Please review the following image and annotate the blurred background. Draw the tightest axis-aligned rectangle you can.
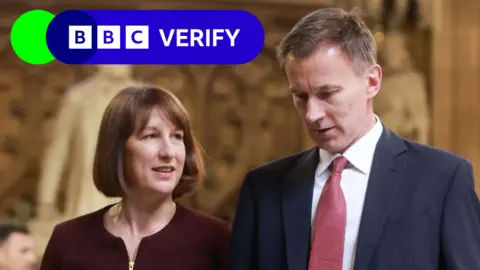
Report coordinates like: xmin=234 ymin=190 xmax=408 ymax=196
xmin=0 ymin=0 xmax=478 ymax=266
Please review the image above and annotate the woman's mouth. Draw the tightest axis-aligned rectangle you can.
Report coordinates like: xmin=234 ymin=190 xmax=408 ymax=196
xmin=152 ymin=165 xmax=175 ymax=179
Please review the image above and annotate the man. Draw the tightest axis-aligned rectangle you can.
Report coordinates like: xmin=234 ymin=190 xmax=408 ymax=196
xmin=229 ymin=7 xmax=480 ymax=270
xmin=0 ymin=223 xmax=37 ymax=270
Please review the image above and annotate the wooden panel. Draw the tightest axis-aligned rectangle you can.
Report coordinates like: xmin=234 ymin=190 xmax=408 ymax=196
xmin=432 ymin=0 xmax=480 ymax=191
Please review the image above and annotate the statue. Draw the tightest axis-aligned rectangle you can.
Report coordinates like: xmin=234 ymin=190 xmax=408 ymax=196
xmin=372 ymin=0 xmax=430 ymax=144
xmin=374 ymin=31 xmax=430 ymax=144
xmin=30 ymin=65 xmax=138 ymax=256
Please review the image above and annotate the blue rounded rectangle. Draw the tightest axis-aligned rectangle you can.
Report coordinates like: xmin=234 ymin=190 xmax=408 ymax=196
xmin=46 ymin=10 xmax=265 ymax=65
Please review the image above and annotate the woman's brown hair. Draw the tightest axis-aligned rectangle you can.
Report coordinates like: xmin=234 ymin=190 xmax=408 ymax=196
xmin=92 ymin=84 xmax=204 ymax=199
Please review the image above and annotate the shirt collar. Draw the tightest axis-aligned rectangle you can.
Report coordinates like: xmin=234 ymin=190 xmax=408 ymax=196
xmin=317 ymin=115 xmax=383 ymax=176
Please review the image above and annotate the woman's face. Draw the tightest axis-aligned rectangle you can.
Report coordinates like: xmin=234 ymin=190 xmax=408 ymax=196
xmin=124 ymin=108 xmax=186 ymax=197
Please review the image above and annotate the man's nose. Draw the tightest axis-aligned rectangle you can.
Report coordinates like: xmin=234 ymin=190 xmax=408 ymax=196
xmin=305 ymin=99 xmax=326 ymax=123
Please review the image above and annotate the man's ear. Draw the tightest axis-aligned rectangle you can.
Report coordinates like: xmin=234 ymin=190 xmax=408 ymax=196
xmin=366 ymin=64 xmax=382 ymax=98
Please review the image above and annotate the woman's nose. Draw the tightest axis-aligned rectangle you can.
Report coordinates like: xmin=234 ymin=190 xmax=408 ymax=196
xmin=158 ymin=139 xmax=175 ymax=159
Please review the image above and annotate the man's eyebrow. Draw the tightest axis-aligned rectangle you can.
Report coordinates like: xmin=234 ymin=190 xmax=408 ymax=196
xmin=314 ymin=84 xmax=342 ymax=91
xmin=289 ymin=84 xmax=342 ymax=93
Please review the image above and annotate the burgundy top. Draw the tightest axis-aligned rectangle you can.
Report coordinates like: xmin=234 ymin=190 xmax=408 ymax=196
xmin=39 ymin=204 xmax=231 ymax=270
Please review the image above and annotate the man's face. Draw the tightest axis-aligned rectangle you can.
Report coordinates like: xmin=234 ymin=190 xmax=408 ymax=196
xmin=285 ymin=44 xmax=381 ymax=153
xmin=0 ymin=233 xmax=37 ymax=270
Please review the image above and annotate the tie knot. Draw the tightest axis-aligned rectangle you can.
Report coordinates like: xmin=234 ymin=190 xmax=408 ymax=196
xmin=332 ymin=156 xmax=348 ymax=173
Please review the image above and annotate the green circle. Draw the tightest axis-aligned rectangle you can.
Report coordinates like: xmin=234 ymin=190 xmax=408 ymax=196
xmin=11 ymin=10 xmax=56 ymax=65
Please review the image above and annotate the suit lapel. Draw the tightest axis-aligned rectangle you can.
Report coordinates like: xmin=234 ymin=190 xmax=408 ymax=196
xmin=354 ymin=128 xmax=408 ymax=270
xmin=282 ymin=148 xmax=318 ymax=270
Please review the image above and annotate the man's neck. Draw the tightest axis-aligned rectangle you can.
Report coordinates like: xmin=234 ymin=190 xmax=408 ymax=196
xmin=338 ymin=114 xmax=377 ymax=154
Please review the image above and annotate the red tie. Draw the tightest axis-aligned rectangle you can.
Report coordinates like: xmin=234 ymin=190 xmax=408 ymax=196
xmin=309 ymin=156 xmax=349 ymax=270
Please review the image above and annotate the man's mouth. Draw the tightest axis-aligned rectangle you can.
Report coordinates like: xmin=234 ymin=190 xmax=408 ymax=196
xmin=315 ymin=127 xmax=334 ymax=133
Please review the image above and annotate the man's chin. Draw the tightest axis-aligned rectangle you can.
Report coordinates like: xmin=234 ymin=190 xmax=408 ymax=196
xmin=318 ymin=144 xmax=339 ymax=153
xmin=315 ymin=138 xmax=344 ymax=153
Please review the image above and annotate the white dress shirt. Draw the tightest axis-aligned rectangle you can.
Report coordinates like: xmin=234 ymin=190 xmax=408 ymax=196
xmin=311 ymin=116 xmax=383 ymax=270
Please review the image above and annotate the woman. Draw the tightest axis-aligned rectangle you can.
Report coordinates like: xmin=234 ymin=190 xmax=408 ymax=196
xmin=39 ymin=85 xmax=230 ymax=270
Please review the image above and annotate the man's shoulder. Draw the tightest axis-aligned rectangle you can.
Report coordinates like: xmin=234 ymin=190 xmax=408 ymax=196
xmin=403 ymin=138 xmax=470 ymax=166
xmin=246 ymin=148 xmax=316 ymax=180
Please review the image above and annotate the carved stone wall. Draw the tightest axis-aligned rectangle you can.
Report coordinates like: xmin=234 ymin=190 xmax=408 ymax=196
xmin=0 ymin=1 xmax=322 ymax=221
xmin=372 ymin=0 xmax=432 ymax=145
xmin=0 ymin=51 xmax=94 ymax=221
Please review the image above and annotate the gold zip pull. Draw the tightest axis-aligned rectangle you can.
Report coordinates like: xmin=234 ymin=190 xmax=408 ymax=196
xmin=129 ymin=261 xmax=134 ymax=270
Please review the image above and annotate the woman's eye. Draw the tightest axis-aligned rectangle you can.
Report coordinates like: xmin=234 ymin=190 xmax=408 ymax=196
xmin=174 ymin=133 xmax=184 ymax=140
xmin=143 ymin=134 xmax=156 ymax=139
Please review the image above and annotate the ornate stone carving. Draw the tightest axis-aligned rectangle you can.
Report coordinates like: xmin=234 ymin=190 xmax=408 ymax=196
xmin=0 ymin=51 xmax=93 ymax=219
xmin=133 ymin=65 xmax=198 ymax=116
xmin=372 ymin=0 xmax=431 ymax=144
xmin=186 ymin=49 xmax=302 ymax=220
xmin=375 ymin=31 xmax=430 ymax=144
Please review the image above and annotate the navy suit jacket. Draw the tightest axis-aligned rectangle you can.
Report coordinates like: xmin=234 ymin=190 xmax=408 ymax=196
xmin=229 ymin=128 xmax=480 ymax=270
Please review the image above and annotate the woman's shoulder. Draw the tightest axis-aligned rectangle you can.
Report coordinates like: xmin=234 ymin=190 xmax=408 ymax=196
xmin=52 ymin=204 xmax=112 ymax=237
xmin=176 ymin=204 xmax=231 ymax=234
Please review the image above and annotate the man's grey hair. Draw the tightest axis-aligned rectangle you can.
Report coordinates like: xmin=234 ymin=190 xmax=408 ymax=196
xmin=276 ymin=7 xmax=377 ymax=75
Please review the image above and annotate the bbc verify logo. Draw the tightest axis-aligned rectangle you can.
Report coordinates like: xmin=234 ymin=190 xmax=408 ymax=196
xmin=40 ymin=10 xmax=264 ymax=65
xmin=68 ymin=25 xmax=149 ymax=49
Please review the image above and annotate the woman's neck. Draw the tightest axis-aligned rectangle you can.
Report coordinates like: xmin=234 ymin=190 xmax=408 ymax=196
xmin=114 ymin=195 xmax=176 ymax=237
